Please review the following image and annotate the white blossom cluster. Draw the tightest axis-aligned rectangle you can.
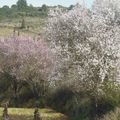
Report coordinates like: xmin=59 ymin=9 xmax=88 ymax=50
xmin=45 ymin=0 xmax=120 ymax=92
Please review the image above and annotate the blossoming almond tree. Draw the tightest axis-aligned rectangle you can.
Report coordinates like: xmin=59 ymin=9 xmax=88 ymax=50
xmin=45 ymin=0 xmax=120 ymax=95
xmin=0 ymin=36 xmax=53 ymax=98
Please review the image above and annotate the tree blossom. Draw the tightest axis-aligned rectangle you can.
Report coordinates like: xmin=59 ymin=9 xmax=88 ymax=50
xmin=0 ymin=36 xmax=54 ymax=97
xmin=45 ymin=1 xmax=120 ymax=94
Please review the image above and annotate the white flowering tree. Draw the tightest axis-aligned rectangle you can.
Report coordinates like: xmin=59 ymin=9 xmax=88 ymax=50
xmin=0 ymin=36 xmax=53 ymax=98
xmin=45 ymin=1 xmax=120 ymax=95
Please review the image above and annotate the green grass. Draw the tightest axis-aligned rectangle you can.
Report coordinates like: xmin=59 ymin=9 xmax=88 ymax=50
xmin=0 ymin=108 xmax=69 ymax=120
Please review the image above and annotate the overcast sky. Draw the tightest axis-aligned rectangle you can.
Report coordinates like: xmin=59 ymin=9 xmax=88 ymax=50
xmin=0 ymin=0 xmax=94 ymax=7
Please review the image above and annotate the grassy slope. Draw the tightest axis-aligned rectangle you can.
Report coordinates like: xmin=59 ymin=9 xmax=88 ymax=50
xmin=0 ymin=17 xmax=45 ymax=37
xmin=0 ymin=108 xmax=69 ymax=120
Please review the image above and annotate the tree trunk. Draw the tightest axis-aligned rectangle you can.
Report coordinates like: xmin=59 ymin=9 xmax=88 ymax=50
xmin=34 ymin=108 xmax=42 ymax=120
xmin=2 ymin=103 xmax=9 ymax=120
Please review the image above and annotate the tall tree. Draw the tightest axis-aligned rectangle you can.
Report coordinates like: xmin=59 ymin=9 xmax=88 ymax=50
xmin=41 ymin=4 xmax=48 ymax=12
xmin=17 ymin=0 xmax=27 ymax=11
xmin=45 ymin=2 xmax=120 ymax=118
xmin=45 ymin=2 xmax=120 ymax=95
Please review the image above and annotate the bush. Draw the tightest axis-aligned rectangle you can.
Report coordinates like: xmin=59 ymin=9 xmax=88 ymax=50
xmin=0 ymin=73 xmax=11 ymax=92
xmin=48 ymin=85 xmax=119 ymax=119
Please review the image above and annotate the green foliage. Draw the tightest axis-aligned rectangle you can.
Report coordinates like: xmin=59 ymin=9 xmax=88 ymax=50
xmin=102 ymin=81 xmax=120 ymax=107
xmin=17 ymin=0 xmax=28 ymax=11
xmin=0 ymin=6 xmax=12 ymax=18
xmin=0 ymin=73 xmax=11 ymax=92
xmin=0 ymin=0 xmax=49 ymax=19
xmin=48 ymin=83 xmax=120 ymax=120
xmin=0 ymin=81 xmax=117 ymax=119
xmin=11 ymin=4 xmax=17 ymax=10
xmin=41 ymin=4 xmax=48 ymax=12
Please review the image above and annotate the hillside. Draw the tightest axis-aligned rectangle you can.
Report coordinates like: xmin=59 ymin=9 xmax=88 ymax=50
xmin=0 ymin=16 xmax=46 ymax=37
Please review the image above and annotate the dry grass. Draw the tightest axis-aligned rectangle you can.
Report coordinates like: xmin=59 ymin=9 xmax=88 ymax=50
xmin=0 ymin=27 xmax=13 ymax=37
xmin=0 ymin=17 xmax=45 ymax=37
xmin=0 ymin=108 xmax=69 ymax=120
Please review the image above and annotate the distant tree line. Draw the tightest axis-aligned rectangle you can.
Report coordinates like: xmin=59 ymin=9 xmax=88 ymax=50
xmin=0 ymin=0 xmax=49 ymax=19
xmin=0 ymin=0 xmax=73 ymax=20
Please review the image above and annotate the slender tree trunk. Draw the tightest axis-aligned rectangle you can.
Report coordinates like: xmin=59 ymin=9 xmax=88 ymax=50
xmin=2 ymin=103 xmax=9 ymax=120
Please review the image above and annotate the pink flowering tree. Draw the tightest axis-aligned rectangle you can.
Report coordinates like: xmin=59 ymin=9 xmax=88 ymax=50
xmin=0 ymin=36 xmax=53 ymax=98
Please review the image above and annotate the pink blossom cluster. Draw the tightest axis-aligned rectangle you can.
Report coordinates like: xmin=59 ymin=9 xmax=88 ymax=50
xmin=0 ymin=36 xmax=54 ymax=85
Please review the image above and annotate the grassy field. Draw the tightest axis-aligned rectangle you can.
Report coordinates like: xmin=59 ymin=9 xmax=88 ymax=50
xmin=0 ymin=17 xmax=46 ymax=37
xmin=0 ymin=27 xmax=13 ymax=37
xmin=0 ymin=108 xmax=69 ymax=120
